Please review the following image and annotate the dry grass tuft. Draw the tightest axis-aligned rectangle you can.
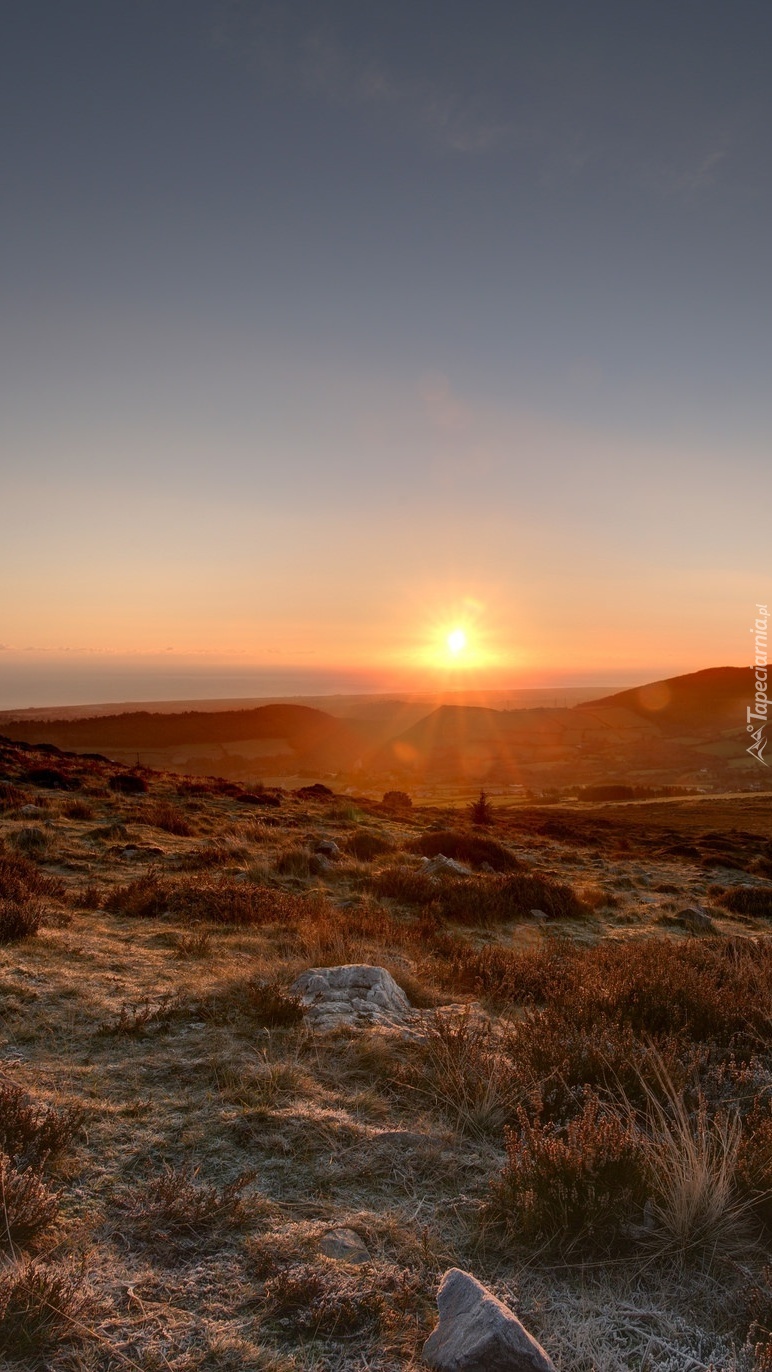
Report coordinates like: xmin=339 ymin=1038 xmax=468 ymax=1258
xmin=0 ymin=897 xmax=43 ymax=943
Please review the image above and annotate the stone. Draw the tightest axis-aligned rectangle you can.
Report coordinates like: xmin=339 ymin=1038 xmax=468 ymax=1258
xmin=423 ymin=1268 xmax=557 ymax=1372
xmin=314 ymin=839 xmax=342 ymax=858
xmin=290 ymin=964 xmax=414 ymax=1029
xmin=529 ymin=909 xmax=548 ymax=922
xmin=319 ymin=1227 xmax=370 ymax=1264
xmin=421 ymin=854 xmax=472 ymax=878
xmin=676 ymin=906 xmax=715 ymax=933
xmin=309 ymin=854 xmax=332 ymax=875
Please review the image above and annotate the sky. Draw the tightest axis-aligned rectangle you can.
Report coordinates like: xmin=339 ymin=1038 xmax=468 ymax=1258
xmin=2 ymin=0 xmax=771 ymax=707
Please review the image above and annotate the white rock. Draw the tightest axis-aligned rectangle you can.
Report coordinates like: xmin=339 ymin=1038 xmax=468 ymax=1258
xmin=423 ymin=1268 xmax=557 ymax=1372
xmin=421 ymin=855 xmax=473 ymax=877
xmin=290 ymin=964 xmax=414 ymax=1029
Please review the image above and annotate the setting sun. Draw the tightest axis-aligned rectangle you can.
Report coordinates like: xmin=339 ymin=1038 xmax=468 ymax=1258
xmin=447 ymin=627 xmax=467 ymax=655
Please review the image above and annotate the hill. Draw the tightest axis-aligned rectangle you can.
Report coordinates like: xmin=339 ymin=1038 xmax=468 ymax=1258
xmin=376 ymin=666 xmax=762 ymax=790
xmin=0 ymin=704 xmax=370 ymax=781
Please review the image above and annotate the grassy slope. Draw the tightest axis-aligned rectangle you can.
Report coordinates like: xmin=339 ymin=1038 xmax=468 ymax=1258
xmin=0 ymin=744 xmax=772 ymax=1368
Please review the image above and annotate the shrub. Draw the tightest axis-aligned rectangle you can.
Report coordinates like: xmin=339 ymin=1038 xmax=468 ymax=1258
xmin=345 ymin=830 xmax=395 ymax=861
xmin=416 ymin=1012 xmax=522 ymax=1137
xmin=61 ymin=798 xmax=93 ymax=820
xmin=715 ymin=887 xmax=772 ymax=918
xmin=24 ymin=768 xmax=80 ymax=791
xmin=0 ymin=1082 xmax=82 ymax=1164
xmin=241 ymin=980 xmax=305 ymax=1027
xmin=117 ymin=1166 xmax=257 ymax=1256
xmin=0 ymin=850 xmax=62 ymax=903
xmin=0 ymin=899 xmax=42 ymax=943
xmin=182 ymin=839 xmax=249 ymax=868
xmin=200 ymin=978 xmax=304 ymax=1029
xmin=436 ymin=936 xmax=772 ymax=1048
xmin=71 ymin=883 xmax=103 ymax=910
xmin=490 ymin=1092 xmax=649 ymax=1253
xmin=276 ymin=845 xmax=312 ymax=878
xmin=9 ymin=826 xmax=49 ymax=858
xmin=262 ymin=1262 xmax=420 ymax=1336
xmin=101 ymin=993 xmax=186 ymax=1035
xmin=172 ymin=930 xmax=212 ymax=958
xmin=168 ymin=878 xmax=308 ymax=927
xmin=103 ymin=873 xmax=169 ymax=919
xmin=738 ymin=1100 xmax=772 ymax=1229
xmin=144 ymin=801 xmax=192 ymax=836
xmin=108 ymin=773 xmax=148 ymax=795
xmin=382 ymin=790 xmax=412 ymax=810
xmin=435 ymin=872 xmax=590 ymax=925
xmin=0 ymin=1260 xmax=92 ymax=1358
xmin=371 ymin=864 xmax=437 ymax=906
xmin=0 ymin=783 xmax=26 ymax=812
xmin=0 ymin=1153 xmax=60 ymax=1248
xmin=238 ymin=790 xmax=281 ymax=808
xmin=412 ymin=830 xmax=520 ymax=872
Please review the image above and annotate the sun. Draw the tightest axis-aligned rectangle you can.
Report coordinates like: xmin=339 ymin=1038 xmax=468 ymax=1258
xmin=447 ymin=627 xmax=467 ymax=656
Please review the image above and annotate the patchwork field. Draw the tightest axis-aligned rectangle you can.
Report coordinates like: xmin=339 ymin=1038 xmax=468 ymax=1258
xmin=2 ymin=738 xmax=772 ymax=1369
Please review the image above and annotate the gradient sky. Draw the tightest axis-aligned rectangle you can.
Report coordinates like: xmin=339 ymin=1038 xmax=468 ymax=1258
xmin=2 ymin=0 xmax=770 ymax=706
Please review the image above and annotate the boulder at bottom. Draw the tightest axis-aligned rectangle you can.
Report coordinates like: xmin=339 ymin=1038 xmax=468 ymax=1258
xmin=422 ymin=1268 xmax=557 ymax=1372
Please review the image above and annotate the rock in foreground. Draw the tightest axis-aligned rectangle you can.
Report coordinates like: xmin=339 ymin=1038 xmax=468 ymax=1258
xmin=423 ymin=1268 xmax=557 ymax=1372
xmin=290 ymin=964 xmax=414 ymax=1030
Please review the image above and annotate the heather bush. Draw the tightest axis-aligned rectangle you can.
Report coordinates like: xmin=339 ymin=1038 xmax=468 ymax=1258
xmin=25 ymin=768 xmax=80 ymax=791
xmin=345 ymin=829 xmax=395 ymax=861
xmin=168 ymin=877 xmax=312 ymax=927
xmin=200 ymin=978 xmax=304 ymax=1029
xmin=0 ymin=899 xmax=43 ymax=943
xmin=436 ymin=936 xmax=772 ymax=1048
xmin=0 ymin=1082 xmax=82 ymax=1164
xmin=434 ymin=872 xmax=590 ymax=925
xmin=61 ymin=797 xmax=94 ymax=820
xmin=9 ymin=825 xmax=49 ymax=858
xmin=109 ymin=773 xmax=148 ymax=795
xmin=0 ymin=1260 xmax=92 ymax=1358
xmin=715 ymin=886 xmax=772 ymax=918
xmin=262 ymin=1262 xmax=422 ymax=1337
xmin=490 ymin=1091 xmax=649 ymax=1253
xmin=413 ymin=829 xmax=520 ymax=872
xmin=371 ymin=863 xmax=437 ymax=905
xmin=144 ymin=801 xmax=192 ymax=836
xmin=0 ymin=783 xmax=26 ymax=812
xmin=117 ymin=1166 xmax=257 ymax=1257
xmin=181 ymin=838 xmax=249 ymax=868
xmin=275 ymin=844 xmax=312 ymax=878
xmin=103 ymin=872 xmax=169 ymax=919
xmin=0 ymin=1153 xmax=60 ymax=1248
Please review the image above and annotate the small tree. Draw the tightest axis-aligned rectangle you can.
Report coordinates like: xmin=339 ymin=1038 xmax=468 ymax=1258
xmin=469 ymin=789 xmax=495 ymax=827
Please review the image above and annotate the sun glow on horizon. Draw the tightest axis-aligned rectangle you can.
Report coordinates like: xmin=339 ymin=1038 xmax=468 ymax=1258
xmin=447 ymin=627 xmax=467 ymax=656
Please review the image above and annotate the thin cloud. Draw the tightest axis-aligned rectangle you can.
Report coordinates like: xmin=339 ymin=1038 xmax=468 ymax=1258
xmin=213 ymin=5 xmax=513 ymax=153
xmin=653 ymin=130 xmax=733 ymax=201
